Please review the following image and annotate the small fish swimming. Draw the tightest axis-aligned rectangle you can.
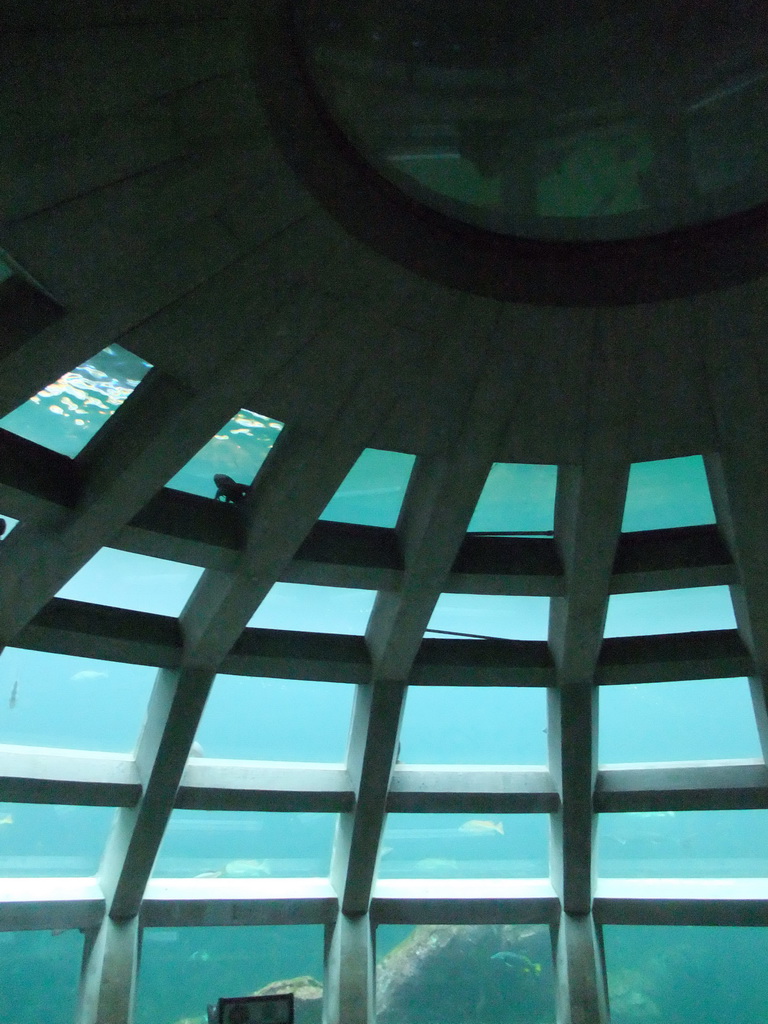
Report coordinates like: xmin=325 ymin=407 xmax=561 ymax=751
xmin=8 ymin=681 xmax=17 ymax=710
xmin=189 ymin=950 xmax=211 ymax=962
xmin=220 ymin=859 xmax=271 ymax=878
xmin=194 ymin=870 xmax=223 ymax=879
xmin=491 ymin=951 xmax=542 ymax=975
xmin=0 ymin=815 xmax=13 ymax=826
xmin=213 ymin=474 xmax=250 ymax=503
xmin=458 ymin=819 xmax=504 ymax=836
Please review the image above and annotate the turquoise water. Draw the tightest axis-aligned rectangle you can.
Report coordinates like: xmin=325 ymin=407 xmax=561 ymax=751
xmin=0 ymin=361 xmax=766 ymax=1022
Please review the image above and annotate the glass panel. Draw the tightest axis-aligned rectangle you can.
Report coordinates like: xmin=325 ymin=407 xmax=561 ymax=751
xmin=166 ymin=408 xmax=283 ymax=499
xmin=604 ymin=924 xmax=768 ymax=1024
xmin=137 ymin=925 xmax=324 ymax=1024
xmin=153 ymin=811 xmax=336 ymax=878
xmin=0 ymin=929 xmax=84 ymax=1024
xmin=622 ymin=455 xmax=716 ymax=531
xmin=0 ymin=648 xmax=155 ymax=752
xmin=248 ymin=583 xmax=377 ymax=635
xmin=56 ymin=548 xmax=204 ymax=616
xmin=0 ymin=259 xmax=12 ymax=284
xmin=319 ymin=447 xmax=415 ymax=527
xmin=598 ymin=808 xmax=768 ymax=877
xmin=0 ymin=803 xmax=114 ymax=876
xmin=599 ymin=677 xmax=761 ymax=763
xmin=0 ymin=514 xmax=18 ymax=540
xmin=400 ymin=686 xmax=547 ymax=764
xmin=0 ymin=343 xmax=152 ymax=457
xmin=379 ymin=813 xmax=548 ymax=878
xmin=426 ymin=593 xmax=550 ymax=641
xmin=603 ymin=585 xmax=736 ymax=637
xmin=194 ymin=674 xmax=354 ymax=762
xmin=376 ymin=924 xmax=554 ymax=1024
xmin=468 ymin=463 xmax=557 ymax=534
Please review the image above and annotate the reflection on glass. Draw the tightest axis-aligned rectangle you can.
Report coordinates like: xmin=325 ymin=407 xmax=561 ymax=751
xmin=400 ymin=686 xmax=547 ymax=764
xmin=0 ymin=803 xmax=114 ymax=876
xmin=426 ymin=593 xmax=550 ymax=641
xmin=0 ymin=343 xmax=152 ymax=457
xmin=194 ymin=675 xmax=354 ymax=762
xmin=604 ymin=585 xmax=735 ymax=638
xmin=469 ymin=463 xmax=557 ymax=534
xmin=56 ymin=548 xmax=204 ymax=616
xmin=598 ymin=809 xmax=768 ymax=877
xmin=599 ymin=678 xmax=761 ymax=764
xmin=137 ymin=926 xmax=324 ymax=1024
xmin=0 ymin=930 xmax=84 ymax=1024
xmin=248 ymin=583 xmax=377 ymax=635
xmin=376 ymin=924 xmax=554 ymax=1024
xmin=166 ymin=408 xmax=283 ymax=499
xmin=153 ymin=811 xmax=336 ymax=878
xmin=320 ymin=447 xmax=415 ymax=527
xmin=0 ymin=648 xmax=155 ymax=752
xmin=380 ymin=813 xmax=548 ymax=878
xmin=622 ymin=455 xmax=716 ymax=531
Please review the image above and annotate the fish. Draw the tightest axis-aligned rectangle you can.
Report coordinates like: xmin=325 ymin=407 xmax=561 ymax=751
xmin=491 ymin=951 xmax=542 ymax=975
xmin=189 ymin=950 xmax=211 ymax=962
xmin=0 ymin=815 xmax=13 ymax=826
xmin=458 ymin=819 xmax=504 ymax=836
xmin=8 ymin=681 xmax=17 ymax=710
xmin=194 ymin=870 xmax=223 ymax=879
xmin=70 ymin=670 xmax=108 ymax=681
xmin=220 ymin=859 xmax=271 ymax=878
xmin=213 ymin=474 xmax=250 ymax=503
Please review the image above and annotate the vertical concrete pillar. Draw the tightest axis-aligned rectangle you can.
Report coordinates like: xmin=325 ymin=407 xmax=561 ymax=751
xmin=554 ymin=913 xmax=609 ymax=1024
xmin=77 ymin=915 xmax=139 ymax=1024
xmin=323 ymin=912 xmax=374 ymax=1024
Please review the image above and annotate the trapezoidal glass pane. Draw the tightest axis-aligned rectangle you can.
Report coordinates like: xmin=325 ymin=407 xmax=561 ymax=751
xmin=0 ymin=514 xmax=18 ymax=540
xmin=248 ymin=582 xmax=377 ymax=635
xmin=598 ymin=808 xmax=768 ymax=878
xmin=376 ymin=924 xmax=555 ymax=1024
xmin=137 ymin=925 xmax=324 ymax=1024
xmin=56 ymin=548 xmax=204 ymax=616
xmin=468 ymin=463 xmax=557 ymax=535
xmin=599 ymin=677 xmax=761 ymax=764
xmin=0 ymin=929 xmax=84 ymax=1024
xmin=0 ymin=648 xmax=155 ymax=752
xmin=153 ymin=811 xmax=335 ymax=879
xmin=603 ymin=924 xmax=768 ymax=1024
xmin=399 ymin=686 xmax=547 ymax=765
xmin=0 ymin=343 xmax=152 ymax=457
xmin=426 ymin=593 xmax=550 ymax=640
xmin=194 ymin=674 xmax=354 ymax=762
xmin=0 ymin=803 xmax=114 ymax=876
xmin=622 ymin=455 xmax=716 ymax=532
xmin=166 ymin=408 xmax=283 ymax=499
xmin=603 ymin=585 xmax=736 ymax=637
xmin=319 ymin=447 xmax=415 ymax=526
xmin=380 ymin=813 xmax=548 ymax=878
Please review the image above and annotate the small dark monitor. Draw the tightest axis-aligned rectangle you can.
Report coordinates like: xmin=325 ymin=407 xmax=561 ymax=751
xmin=208 ymin=995 xmax=294 ymax=1024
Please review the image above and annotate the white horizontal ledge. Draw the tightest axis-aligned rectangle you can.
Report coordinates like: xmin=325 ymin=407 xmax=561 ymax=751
xmin=0 ymin=745 xmax=141 ymax=805
xmin=388 ymin=766 xmax=559 ymax=813
xmin=0 ymin=876 xmax=105 ymax=931
xmin=595 ymin=877 xmax=768 ymax=925
xmin=596 ymin=759 xmax=768 ymax=811
xmin=141 ymin=877 xmax=337 ymax=926
xmin=372 ymin=877 xmax=559 ymax=925
xmin=177 ymin=760 xmax=354 ymax=811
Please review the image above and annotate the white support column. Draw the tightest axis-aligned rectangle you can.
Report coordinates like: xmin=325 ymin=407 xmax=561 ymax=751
xmin=554 ymin=913 xmax=609 ymax=1024
xmin=323 ymin=912 xmax=375 ymax=1024
xmin=76 ymin=915 xmax=140 ymax=1024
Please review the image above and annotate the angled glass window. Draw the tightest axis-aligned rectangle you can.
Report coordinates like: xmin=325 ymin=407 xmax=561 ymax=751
xmin=0 ymin=929 xmax=84 ymax=1024
xmin=153 ymin=811 xmax=336 ymax=878
xmin=603 ymin=925 xmax=768 ymax=1024
xmin=0 ymin=343 xmax=152 ymax=457
xmin=194 ymin=674 xmax=354 ymax=762
xmin=166 ymin=408 xmax=283 ymax=499
xmin=598 ymin=808 xmax=768 ymax=877
xmin=379 ymin=813 xmax=548 ymax=878
xmin=248 ymin=582 xmax=377 ymax=635
xmin=56 ymin=548 xmax=204 ymax=616
xmin=0 ymin=514 xmax=18 ymax=540
xmin=468 ymin=463 xmax=557 ymax=535
xmin=425 ymin=593 xmax=550 ymax=641
xmin=376 ymin=924 xmax=554 ymax=1024
xmin=622 ymin=455 xmax=716 ymax=532
xmin=0 ymin=648 xmax=155 ymax=752
xmin=599 ymin=677 xmax=761 ymax=763
xmin=137 ymin=925 xmax=324 ymax=1024
xmin=0 ymin=803 xmax=115 ymax=876
xmin=320 ymin=447 xmax=415 ymax=526
xmin=604 ymin=585 xmax=736 ymax=637
xmin=400 ymin=686 xmax=547 ymax=765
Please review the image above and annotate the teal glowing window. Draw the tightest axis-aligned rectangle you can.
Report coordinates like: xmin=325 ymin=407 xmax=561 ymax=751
xmin=0 ymin=343 xmax=152 ymax=457
xmin=468 ymin=463 xmax=557 ymax=535
xmin=56 ymin=548 xmax=204 ymax=616
xmin=194 ymin=675 xmax=354 ymax=762
xmin=0 ymin=648 xmax=155 ymax=753
xmin=248 ymin=583 xmax=377 ymax=635
xmin=0 ymin=515 xmax=18 ymax=540
xmin=153 ymin=811 xmax=336 ymax=878
xmin=0 ymin=803 xmax=115 ymax=876
xmin=425 ymin=593 xmax=550 ymax=641
xmin=166 ymin=408 xmax=283 ymax=499
xmin=599 ymin=678 xmax=761 ymax=763
xmin=320 ymin=447 xmax=415 ymax=526
xmin=598 ymin=809 xmax=768 ymax=877
xmin=379 ymin=813 xmax=548 ymax=878
xmin=400 ymin=686 xmax=547 ymax=765
xmin=604 ymin=585 xmax=736 ymax=637
xmin=622 ymin=455 xmax=716 ymax=531
xmin=0 ymin=929 xmax=84 ymax=1024
xmin=137 ymin=926 xmax=323 ymax=1024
